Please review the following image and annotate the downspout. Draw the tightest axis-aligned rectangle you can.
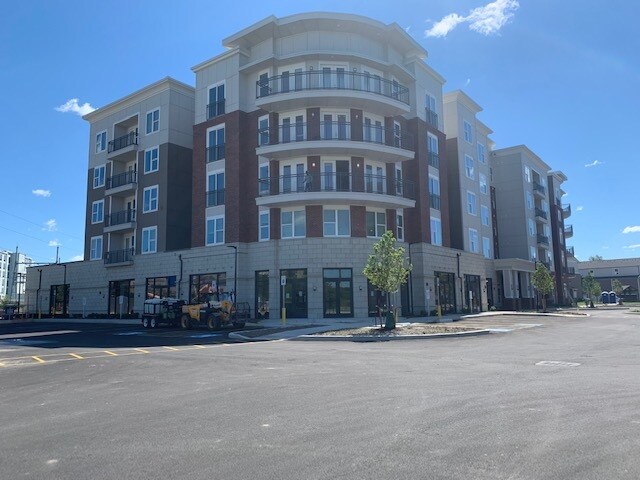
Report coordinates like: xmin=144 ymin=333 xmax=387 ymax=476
xmin=457 ymin=252 xmax=462 ymax=312
xmin=178 ymin=254 xmax=183 ymax=300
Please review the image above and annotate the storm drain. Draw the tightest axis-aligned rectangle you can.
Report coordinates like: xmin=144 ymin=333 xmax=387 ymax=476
xmin=535 ymin=361 xmax=581 ymax=367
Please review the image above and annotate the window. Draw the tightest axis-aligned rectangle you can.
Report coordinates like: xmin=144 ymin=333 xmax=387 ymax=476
xmin=141 ymin=226 xmax=157 ymax=254
xmin=465 ymin=154 xmax=475 ymax=179
xmin=479 ymin=173 xmax=488 ymax=194
xmin=396 ymin=211 xmax=404 ymax=241
xmin=528 ymin=218 xmax=535 ymax=236
xmin=281 ymin=210 xmax=306 ymax=238
xmin=393 ymin=121 xmax=402 ymax=148
xmin=207 ymin=83 xmax=225 ymax=119
xmin=91 ymin=200 xmax=104 ymax=224
xmin=477 ymin=143 xmax=486 ymax=164
xmin=469 ymin=228 xmax=479 ymax=253
xmin=144 ymin=147 xmax=159 ymax=173
xmin=481 ymin=205 xmax=490 ymax=226
xmin=93 ymin=165 xmax=105 ymax=188
xmin=207 ymin=125 xmax=225 ymax=162
xmin=143 ymin=185 xmax=158 ymax=213
xmin=463 ymin=121 xmax=472 ymax=143
xmin=146 ymin=108 xmax=159 ymax=134
xmin=258 ymin=115 xmax=269 ymax=146
xmin=430 ymin=217 xmax=442 ymax=246
xmin=259 ymin=211 xmax=269 ymax=241
xmin=530 ymin=247 xmax=537 ymax=261
xmin=429 ymin=175 xmax=440 ymax=195
xmin=482 ymin=237 xmax=491 ymax=259
xmin=90 ymin=236 xmax=102 ymax=261
xmin=323 ymin=209 xmax=350 ymax=237
xmin=206 ymin=216 xmax=225 ymax=245
xmin=366 ymin=211 xmax=386 ymax=237
xmin=526 ymin=192 xmax=534 ymax=210
xmin=207 ymin=171 xmax=225 ymax=207
xmin=426 ymin=93 xmax=436 ymax=113
xmin=258 ymin=163 xmax=269 ymax=195
xmin=524 ymin=166 xmax=531 ymax=183
xmin=467 ymin=191 xmax=477 ymax=215
xmin=95 ymin=131 xmax=106 ymax=153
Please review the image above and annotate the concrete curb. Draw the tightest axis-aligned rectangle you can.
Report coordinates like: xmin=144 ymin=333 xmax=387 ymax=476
xmin=0 ymin=317 xmax=141 ymax=326
xmin=292 ymin=329 xmax=491 ymax=342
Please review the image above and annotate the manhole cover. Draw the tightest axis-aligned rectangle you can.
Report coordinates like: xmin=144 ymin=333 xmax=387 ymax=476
xmin=535 ymin=361 xmax=580 ymax=367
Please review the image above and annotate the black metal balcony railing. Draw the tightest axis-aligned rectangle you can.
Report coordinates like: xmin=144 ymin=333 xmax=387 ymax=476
xmin=533 ymin=181 xmax=546 ymax=195
xmin=206 ymin=145 xmax=225 ymax=163
xmin=108 ymin=131 xmax=138 ymax=153
xmin=105 ymin=209 xmax=136 ymax=227
xmin=567 ymin=245 xmax=575 ymax=257
xmin=430 ymin=193 xmax=441 ymax=210
xmin=104 ymin=248 xmax=134 ymax=265
xmin=535 ymin=207 xmax=548 ymax=220
xmin=425 ymin=108 xmax=438 ymax=128
xmin=256 ymin=70 xmax=410 ymax=105
xmin=257 ymin=121 xmax=414 ymax=151
xmin=537 ymin=234 xmax=549 ymax=245
xmin=562 ymin=204 xmax=571 ymax=218
xmin=206 ymin=100 xmax=226 ymax=120
xmin=106 ymin=170 xmax=137 ymax=190
xmin=428 ymin=151 xmax=440 ymax=169
xmin=564 ymin=224 xmax=574 ymax=237
xmin=258 ymin=172 xmax=415 ymax=200
xmin=206 ymin=189 xmax=225 ymax=207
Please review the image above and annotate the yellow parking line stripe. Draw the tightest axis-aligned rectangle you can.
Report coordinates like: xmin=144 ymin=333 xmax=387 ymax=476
xmin=163 ymin=346 xmax=179 ymax=351
xmin=0 ymin=362 xmax=5 ymax=367
xmin=69 ymin=353 xmax=84 ymax=360
xmin=134 ymin=348 xmax=150 ymax=354
xmin=104 ymin=350 xmax=118 ymax=356
xmin=193 ymin=345 xmax=206 ymax=349
xmin=32 ymin=356 xmax=45 ymax=364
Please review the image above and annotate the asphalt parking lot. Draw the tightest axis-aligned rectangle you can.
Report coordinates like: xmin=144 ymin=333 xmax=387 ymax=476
xmin=1 ymin=309 xmax=639 ymax=479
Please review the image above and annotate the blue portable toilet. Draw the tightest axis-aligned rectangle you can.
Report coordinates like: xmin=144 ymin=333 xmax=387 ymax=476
xmin=609 ymin=292 xmax=617 ymax=304
xmin=601 ymin=292 xmax=609 ymax=304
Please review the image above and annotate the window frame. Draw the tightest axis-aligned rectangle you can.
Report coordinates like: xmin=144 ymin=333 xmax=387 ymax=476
xmin=479 ymin=173 xmax=488 ymax=194
xmin=482 ymin=237 xmax=491 ymax=259
xmin=481 ymin=205 xmax=490 ymax=226
xmin=144 ymin=146 xmax=159 ymax=174
xmin=477 ymin=143 xmax=486 ymax=164
xmin=281 ymin=209 xmax=306 ymax=239
xmin=141 ymin=226 xmax=157 ymax=254
xmin=365 ymin=210 xmax=387 ymax=238
xmin=430 ymin=217 xmax=442 ymax=246
xmin=469 ymin=228 xmax=479 ymax=253
xmin=463 ymin=120 xmax=473 ymax=144
xmin=323 ymin=208 xmax=351 ymax=237
xmin=465 ymin=154 xmax=475 ymax=179
xmin=143 ymin=185 xmax=159 ymax=213
xmin=145 ymin=108 xmax=160 ymax=135
xmin=206 ymin=215 xmax=225 ymax=246
xmin=259 ymin=210 xmax=269 ymax=241
xmin=91 ymin=200 xmax=104 ymax=224
xmin=467 ymin=191 xmax=477 ymax=216
xmin=95 ymin=130 xmax=107 ymax=153
xmin=93 ymin=165 xmax=105 ymax=188
xmin=90 ymin=235 xmax=103 ymax=261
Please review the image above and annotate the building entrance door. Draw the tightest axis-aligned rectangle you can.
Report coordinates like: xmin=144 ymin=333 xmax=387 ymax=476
xmin=323 ymin=269 xmax=353 ymax=318
xmin=280 ymin=269 xmax=307 ymax=318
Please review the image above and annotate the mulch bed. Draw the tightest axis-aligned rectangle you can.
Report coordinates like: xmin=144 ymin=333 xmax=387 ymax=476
xmin=317 ymin=324 xmax=481 ymax=337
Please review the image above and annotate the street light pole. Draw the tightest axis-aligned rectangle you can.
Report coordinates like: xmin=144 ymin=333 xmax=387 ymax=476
xmin=226 ymin=245 xmax=238 ymax=303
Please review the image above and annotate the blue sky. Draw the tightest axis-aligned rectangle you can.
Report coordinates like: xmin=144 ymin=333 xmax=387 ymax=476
xmin=1 ymin=0 xmax=638 ymax=264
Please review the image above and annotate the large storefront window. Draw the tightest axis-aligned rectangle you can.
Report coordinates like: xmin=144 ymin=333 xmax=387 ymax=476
xmin=323 ymin=268 xmax=353 ymax=318
xmin=108 ymin=279 xmax=134 ymax=315
xmin=189 ymin=272 xmax=227 ymax=303
xmin=434 ymin=271 xmax=456 ymax=314
xmin=146 ymin=276 xmax=177 ymax=300
xmin=280 ymin=269 xmax=307 ymax=318
xmin=49 ymin=284 xmax=69 ymax=316
xmin=255 ymin=271 xmax=269 ymax=319
xmin=464 ymin=274 xmax=482 ymax=313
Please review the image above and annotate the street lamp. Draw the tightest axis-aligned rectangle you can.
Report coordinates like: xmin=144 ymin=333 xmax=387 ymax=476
xmin=226 ymin=245 xmax=238 ymax=303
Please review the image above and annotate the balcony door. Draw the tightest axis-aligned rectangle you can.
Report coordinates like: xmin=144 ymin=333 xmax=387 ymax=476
xmin=282 ymin=162 xmax=305 ymax=193
xmin=321 ymin=160 xmax=350 ymax=192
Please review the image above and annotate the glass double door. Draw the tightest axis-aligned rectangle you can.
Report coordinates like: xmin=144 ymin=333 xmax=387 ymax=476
xmin=280 ymin=269 xmax=307 ymax=318
xmin=323 ymin=269 xmax=353 ymax=318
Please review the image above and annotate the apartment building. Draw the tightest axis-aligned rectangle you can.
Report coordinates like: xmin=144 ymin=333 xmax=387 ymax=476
xmin=0 ymin=250 xmax=10 ymax=299
xmin=26 ymin=12 xmax=578 ymax=317
xmin=0 ymin=250 xmax=33 ymax=304
xmin=570 ymin=258 xmax=640 ymax=302
xmin=547 ymin=170 xmax=573 ymax=303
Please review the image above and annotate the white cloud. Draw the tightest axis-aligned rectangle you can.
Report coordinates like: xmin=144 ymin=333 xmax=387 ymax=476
xmin=464 ymin=78 xmax=471 ymax=86
xmin=43 ymin=219 xmax=57 ymax=232
xmin=48 ymin=240 xmax=61 ymax=247
xmin=576 ymin=206 xmax=584 ymax=211
xmin=584 ymin=160 xmax=604 ymax=168
xmin=32 ymin=189 xmax=51 ymax=198
xmin=70 ymin=255 xmax=84 ymax=262
xmin=623 ymin=244 xmax=640 ymax=250
xmin=55 ymin=98 xmax=96 ymax=116
xmin=425 ymin=0 xmax=519 ymax=38
xmin=622 ymin=226 xmax=640 ymax=234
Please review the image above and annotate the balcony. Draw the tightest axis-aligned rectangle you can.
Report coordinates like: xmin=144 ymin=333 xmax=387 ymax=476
xmin=564 ymin=224 xmax=574 ymax=238
xmin=206 ymin=189 xmax=225 ymax=207
xmin=566 ymin=245 xmax=575 ymax=257
xmin=255 ymin=121 xmax=414 ymax=163
xmin=108 ymin=131 xmax=138 ymax=159
xmin=256 ymin=172 xmax=415 ymax=210
xmin=534 ymin=207 xmax=548 ymax=220
xmin=537 ymin=234 xmax=549 ymax=245
xmin=430 ymin=193 xmax=441 ymax=210
xmin=104 ymin=209 xmax=136 ymax=233
xmin=428 ymin=152 xmax=440 ymax=169
xmin=104 ymin=248 xmax=134 ymax=266
xmin=105 ymin=170 xmax=137 ymax=196
xmin=425 ymin=108 xmax=438 ymax=129
xmin=533 ymin=181 xmax=546 ymax=197
xmin=562 ymin=203 xmax=571 ymax=219
xmin=255 ymin=70 xmax=410 ymax=116
xmin=567 ymin=266 xmax=576 ymax=275
xmin=206 ymin=100 xmax=225 ymax=120
xmin=206 ymin=145 xmax=225 ymax=163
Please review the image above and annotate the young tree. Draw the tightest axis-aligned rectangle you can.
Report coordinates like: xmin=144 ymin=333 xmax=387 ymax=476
xmin=363 ymin=231 xmax=412 ymax=329
xmin=588 ymin=255 xmax=603 ymax=261
xmin=532 ymin=263 xmax=554 ymax=312
xmin=582 ymin=273 xmax=601 ymax=308
xmin=611 ymin=279 xmax=624 ymax=304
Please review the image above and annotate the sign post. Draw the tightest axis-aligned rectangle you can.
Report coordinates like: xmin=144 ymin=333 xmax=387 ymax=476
xmin=280 ymin=275 xmax=287 ymax=325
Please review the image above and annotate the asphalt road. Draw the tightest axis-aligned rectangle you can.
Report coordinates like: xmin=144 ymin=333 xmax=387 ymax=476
xmin=1 ymin=310 xmax=639 ymax=479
